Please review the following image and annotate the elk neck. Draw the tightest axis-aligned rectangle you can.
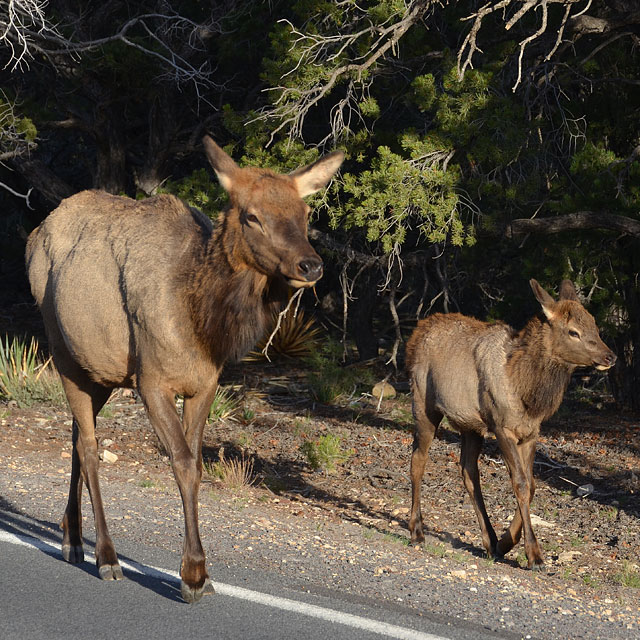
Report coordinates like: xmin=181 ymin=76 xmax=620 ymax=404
xmin=507 ymin=316 xmax=575 ymax=420
xmin=184 ymin=212 xmax=280 ymax=365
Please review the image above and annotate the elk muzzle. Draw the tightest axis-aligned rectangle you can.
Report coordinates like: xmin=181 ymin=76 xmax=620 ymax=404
xmin=287 ymin=253 xmax=323 ymax=288
xmin=594 ymin=349 xmax=617 ymax=371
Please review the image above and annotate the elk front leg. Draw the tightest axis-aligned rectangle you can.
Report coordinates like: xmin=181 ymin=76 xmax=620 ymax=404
xmin=140 ymin=384 xmax=209 ymax=603
xmin=494 ymin=430 xmax=543 ymax=568
xmin=496 ymin=437 xmax=538 ymax=560
xmin=181 ymin=384 xmax=220 ymax=597
xmin=408 ymin=390 xmax=441 ymax=544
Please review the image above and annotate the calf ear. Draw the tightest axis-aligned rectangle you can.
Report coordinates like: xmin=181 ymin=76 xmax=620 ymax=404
xmin=291 ymin=151 xmax=344 ymax=198
xmin=559 ymin=279 xmax=580 ymax=301
xmin=530 ymin=279 xmax=556 ymax=319
xmin=203 ymin=136 xmax=239 ymax=193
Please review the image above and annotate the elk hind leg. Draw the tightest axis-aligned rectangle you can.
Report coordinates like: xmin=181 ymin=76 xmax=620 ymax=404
xmin=409 ymin=390 xmax=441 ymax=544
xmin=57 ymin=358 xmax=121 ymax=580
xmin=459 ymin=430 xmax=498 ymax=557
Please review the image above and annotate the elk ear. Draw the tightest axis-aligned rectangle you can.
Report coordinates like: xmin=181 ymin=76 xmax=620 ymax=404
xmin=530 ymin=279 xmax=556 ymax=320
xmin=290 ymin=150 xmax=344 ymax=198
xmin=559 ymin=279 xmax=580 ymax=301
xmin=203 ymin=136 xmax=239 ymax=193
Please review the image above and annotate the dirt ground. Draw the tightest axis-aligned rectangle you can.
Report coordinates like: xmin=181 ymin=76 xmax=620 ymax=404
xmin=1 ymin=358 xmax=639 ymax=639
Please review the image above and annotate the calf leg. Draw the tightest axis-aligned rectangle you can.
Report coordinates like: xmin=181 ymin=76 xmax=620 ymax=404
xmin=496 ymin=438 xmax=537 ymax=559
xmin=57 ymin=362 xmax=121 ymax=580
xmin=140 ymin=383 xmax=208 ymax=603
xmin=494 ymin=431 xmax=543 ymax=568
xmin=408 ymin=389 xmax=441 ymax=544
xmin=459 ymin=431 xmax=498 ymax=557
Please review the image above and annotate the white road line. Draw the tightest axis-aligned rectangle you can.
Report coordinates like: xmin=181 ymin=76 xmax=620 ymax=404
xmin=0 ymin=530 xmax=448 ymax=640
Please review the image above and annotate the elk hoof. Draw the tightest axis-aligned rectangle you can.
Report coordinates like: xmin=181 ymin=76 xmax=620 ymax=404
xmin=99 ymin=563 xmax=124 ymax=581
xmin=181 ymin=579 xmax=212 ymax=604
xmin=62 ymin=544 xmax=84 ymax=564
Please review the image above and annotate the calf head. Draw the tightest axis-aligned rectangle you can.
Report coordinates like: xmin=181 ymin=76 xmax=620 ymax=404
xmin=203 ymin=136 xmax=343 ymax=288
xmin=530 ymin=279 xmax=617 ymax=371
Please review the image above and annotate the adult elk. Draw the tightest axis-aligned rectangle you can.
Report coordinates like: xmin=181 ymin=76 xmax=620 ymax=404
xmin=405 ymin=279 xmax=616 ymax=568
xmin=26 ymin=137 xmax=343 ymax=602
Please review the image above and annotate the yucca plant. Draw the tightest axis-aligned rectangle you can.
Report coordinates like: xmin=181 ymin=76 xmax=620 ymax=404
xmin=245 ymin=302 xmax=321 ymax=361
xmin=0 ymin=334 xmax=66 ymax=407
xmin=208 ymin=385 xmax=241 ymax=422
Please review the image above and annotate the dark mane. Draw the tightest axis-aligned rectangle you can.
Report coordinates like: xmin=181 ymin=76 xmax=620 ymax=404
xmin=507 ymin=317 xmax=574 ymax=420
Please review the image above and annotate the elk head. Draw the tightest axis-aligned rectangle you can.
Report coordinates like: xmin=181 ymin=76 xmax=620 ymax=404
xmin=203 ymin=136 xmax=343 ymax=288
xmin=530 ymin=279 xmax=617 ymax=371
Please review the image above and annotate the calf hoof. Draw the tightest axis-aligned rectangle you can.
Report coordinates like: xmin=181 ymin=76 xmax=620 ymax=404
xmin=409 ymin=527 xmax=425 ymax=546
xmin=181 ymin=578 xmax=212 ymax=604
xmin=99 ymin=563 xmax=124 ymax=581
xmin=528 ymin=557 xmax=545 ymax=571
xmin=62 ymin=544 xmax=84 ymax=564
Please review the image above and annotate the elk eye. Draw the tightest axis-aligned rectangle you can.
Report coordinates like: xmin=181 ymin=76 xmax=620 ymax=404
xmin=568 ymin=329 xmax=580 ymax=339
xmin=242 ymin=211 xmax=263 ymax=229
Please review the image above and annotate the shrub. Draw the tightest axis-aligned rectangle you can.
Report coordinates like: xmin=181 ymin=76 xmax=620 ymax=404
xmin=305 ymin=339 xmax=373 ymax=403
xmin=205 ymin=447 xmax=255 ymax=490
xmin=300 ymin=433 xmax=354 ymax=474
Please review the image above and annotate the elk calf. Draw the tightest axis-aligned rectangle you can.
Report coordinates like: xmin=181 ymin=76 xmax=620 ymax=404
xmin=405 ymin=279 xmax=616 ymax=568
xmin=26 ymin=137 xmax=343 ymax=602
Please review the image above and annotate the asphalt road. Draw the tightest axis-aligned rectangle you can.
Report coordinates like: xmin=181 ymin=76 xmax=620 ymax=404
xmin=0 ymin=507 xmax=511 ymax=640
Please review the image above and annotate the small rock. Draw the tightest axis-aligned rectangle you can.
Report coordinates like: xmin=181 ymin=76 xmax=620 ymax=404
xmin=101 ymin=438 xmax=114 ymax=447
xmin=576 ymin=483 xmax=594 ymax=498
xmin=101 ymin=450 xmax=118 ymax=463
xmin=372 ymin=381 xmax=396 ymax=399
xmin=450 ymin=569 xmax=467 ymax=578
xmin=60 ymin=451 xmax=71 ymax=459
xmin=530 ymin=514 xmax=554 ymax=528
xmin=558 ymin=550 xmax=582 ymax=564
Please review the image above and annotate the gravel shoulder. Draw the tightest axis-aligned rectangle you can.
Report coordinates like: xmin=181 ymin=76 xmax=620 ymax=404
xmin=1 ymin=368 xmax=639 ymax=640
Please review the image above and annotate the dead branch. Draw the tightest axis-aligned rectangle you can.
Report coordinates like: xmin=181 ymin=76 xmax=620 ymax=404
xmin=505 ymin=211 xmax=640 ymax=239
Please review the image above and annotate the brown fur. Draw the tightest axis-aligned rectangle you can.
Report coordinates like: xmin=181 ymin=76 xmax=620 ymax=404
xmin=25 ymin=137 xmax=343 ymax=602
xmin=406 ymin=279 xmax=616 ymax=568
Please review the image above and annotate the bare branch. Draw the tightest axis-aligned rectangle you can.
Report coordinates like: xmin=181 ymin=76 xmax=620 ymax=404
xmin=0 ymin=180 xmax=33 ymax=207
xmin=456 ymin=0 xmax=640 ymax=91
xmin=261 ymin=289 xmax=305 ymax=361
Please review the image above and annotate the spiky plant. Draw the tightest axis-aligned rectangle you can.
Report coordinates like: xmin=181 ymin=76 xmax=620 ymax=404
xmin=208 ymin=385 xmax=241 ymax=422
xmin=0 ymin=334 xmax=65 ymax=407
xmin=245 ymin=304 xmax=321 ymax=361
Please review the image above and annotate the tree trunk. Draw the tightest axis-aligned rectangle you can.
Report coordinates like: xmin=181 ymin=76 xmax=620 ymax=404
xmin=348 ymin=267 xmax=379 ymax=361
xmin=609 ymin=249 xmax=640 ymax=410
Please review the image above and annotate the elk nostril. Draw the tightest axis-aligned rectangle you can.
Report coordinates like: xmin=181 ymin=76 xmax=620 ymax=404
xmin=298 ymin=257 xmax=323 ymax=281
